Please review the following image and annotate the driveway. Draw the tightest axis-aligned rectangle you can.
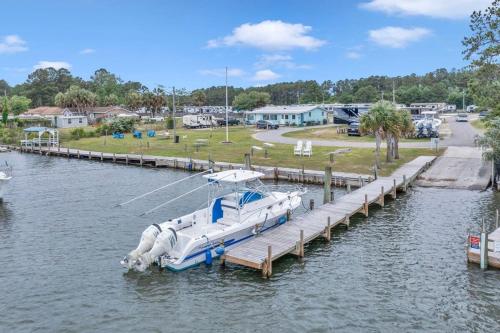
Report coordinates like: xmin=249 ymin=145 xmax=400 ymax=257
xmin=253 ymin=115 xmax=480 ymax=149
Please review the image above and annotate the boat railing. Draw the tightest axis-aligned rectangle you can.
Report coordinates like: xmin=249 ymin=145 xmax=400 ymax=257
xmin=266 ymin=183 xmax=306 ymax=194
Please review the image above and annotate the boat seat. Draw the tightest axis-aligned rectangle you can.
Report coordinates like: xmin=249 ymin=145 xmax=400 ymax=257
xmin=221 ymin=199 xmax=237 ymax=209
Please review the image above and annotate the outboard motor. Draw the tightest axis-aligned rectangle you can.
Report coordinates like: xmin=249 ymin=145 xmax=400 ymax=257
xmin=121 ymin=224 xmax=163 ymax=269
xmin=133 ymin=228 xmax=178 ymax=272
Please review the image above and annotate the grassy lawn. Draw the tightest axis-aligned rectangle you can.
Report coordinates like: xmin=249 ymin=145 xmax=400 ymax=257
xmin=470 ymin=119 xmax=486 ymax=132
xmin=283 ymin=125 xmax=427 ymax=142
xmin=63 ymin=126 xmax=440 ymax=176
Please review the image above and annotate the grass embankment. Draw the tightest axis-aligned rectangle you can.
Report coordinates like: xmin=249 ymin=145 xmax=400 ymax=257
xmin=283 ymin=125 xmax=425 ymax=142
xmin=64 ymin=126 xmax=440 ymax=176
xmin=470 ymin=119 xmax=486 ymax=132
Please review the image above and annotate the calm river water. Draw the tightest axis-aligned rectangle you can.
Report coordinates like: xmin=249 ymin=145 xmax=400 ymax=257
xmin=0 ymin=152 xmax=499 ymax=332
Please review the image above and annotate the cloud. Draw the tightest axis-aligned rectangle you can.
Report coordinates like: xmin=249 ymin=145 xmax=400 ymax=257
xmin=199 ymin=68 xmax=245 ymax=77
xmin=33 ymin=61 xmax=71 ymax=70
xmin=346 ymin=51 xmax=362 ymax=59
xmin=252 ymin=69 xmax=281 ymax=81
xmin=207 ymin=20 xmax=326 ymax=51
xmin=255 ymin=54 xmax=312 ymax=69
xmin=360 ymin=0 xmax=491 ymax=19
xmin=0 ymin=35 xmax=28 ymax=54
xmin=368 ymin=26 xmax=431 ymax=48
xmin=80 ymin=48 xmax=95 ymax=54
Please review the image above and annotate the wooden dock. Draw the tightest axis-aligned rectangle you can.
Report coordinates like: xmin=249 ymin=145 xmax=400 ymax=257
xmin=467 ymin=215 xmax=500 ymax=269
xmin=8 ymin=145 xmax=373 ymax=186
xmin=222 ymin=156 xmax=436 ymax=277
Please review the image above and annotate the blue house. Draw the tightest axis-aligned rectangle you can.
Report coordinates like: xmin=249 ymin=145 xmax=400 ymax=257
xmin=245 ymin=105 xmax=327 ymax=126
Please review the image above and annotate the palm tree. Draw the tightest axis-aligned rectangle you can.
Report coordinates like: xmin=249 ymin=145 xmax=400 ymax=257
xmin=360 ymin=103 xmax=387 ymax=169
xmin=393 ymin=110 xmax=414 ymax=159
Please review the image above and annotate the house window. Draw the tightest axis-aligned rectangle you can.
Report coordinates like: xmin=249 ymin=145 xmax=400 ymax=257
xmin=68 ymin=118 xmax=72 ymax=124
xmin=285 ymin=115 xmax=288 ymax=120
xmin=322 ymin=111 xmax=324 ymax=116
xmin=270 ymin=114 xmax=277 ymax=120
xmin=248 ymin=115 xmax=254 ymax=120
xmin=309 ymin=112 xmax=311 ymax=117
xmin=79 ymin=118 xmax=83 ymax=123
xmin=292 ymin=115 xmax=296 ymax=120
xmin=263 ymin=114 xmax=270 ymax=120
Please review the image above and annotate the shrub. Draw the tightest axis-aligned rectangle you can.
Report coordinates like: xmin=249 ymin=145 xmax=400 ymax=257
xmin=165 ymin=117 xmax=174 ymax=129
xmin=109 ymin=118 xmax=135 ymax=133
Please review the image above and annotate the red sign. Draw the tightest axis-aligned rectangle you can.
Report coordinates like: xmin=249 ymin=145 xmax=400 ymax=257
xmin=470 ymin=236 xmax=480 ymax=249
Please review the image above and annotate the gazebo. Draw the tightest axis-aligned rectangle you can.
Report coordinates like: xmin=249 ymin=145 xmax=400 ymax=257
xmin=20 ymin=127 xmax=59 ymax=147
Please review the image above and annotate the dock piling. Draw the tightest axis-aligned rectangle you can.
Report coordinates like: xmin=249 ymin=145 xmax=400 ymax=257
xmin=403 ymin=175 xmax=407 ymax=191
xmin=496 ymin=209 xmax=499 ymax=229
xmin=309 ymin=199 xmax=314 ymax=210
xmin=324 ymin=166 xmax=332 ymax=204
xmin=392 ymin=179 xmax=397 ymax=199
xmin=295 ymin=230 xmax=305 ymax=257
xmin=480 ymin=219 xmax=488 ymax=269
xmin=379 ymin=186 xmax=385 ymax=207
xmin=347 ymin=183 xmax=351 ymax=193
xmin=263 ymin=245 xmax=272 ymax=278
xmin=324 ymin=217 xmax=331 ymax=241
xmin=364 ymin=194 xmax=368 ymax=217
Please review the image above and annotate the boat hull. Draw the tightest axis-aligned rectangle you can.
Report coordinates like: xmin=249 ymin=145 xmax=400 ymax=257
xmin=159 ymin=214 xmax=287 ymax=271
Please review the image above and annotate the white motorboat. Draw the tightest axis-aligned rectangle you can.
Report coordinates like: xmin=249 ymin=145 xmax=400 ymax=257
xmin=121 ymin=169 xmax=305 ymax=272
xmin=0 ymin=163 xmax=12 ymax=199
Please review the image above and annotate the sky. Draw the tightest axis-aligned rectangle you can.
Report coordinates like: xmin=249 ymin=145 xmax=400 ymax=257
xmin=0 ymin=0 xmax=492 ymax=89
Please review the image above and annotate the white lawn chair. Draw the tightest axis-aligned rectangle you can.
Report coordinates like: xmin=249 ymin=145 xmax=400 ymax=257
xmin=303 ymin=141 xmax=313 ymax=157
xmin=294 ymin=140 xmax=303 ymax=156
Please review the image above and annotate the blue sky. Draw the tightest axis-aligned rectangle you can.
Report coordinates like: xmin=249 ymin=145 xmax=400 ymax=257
xmin=0 ymin=0 xmax=492 ymax=89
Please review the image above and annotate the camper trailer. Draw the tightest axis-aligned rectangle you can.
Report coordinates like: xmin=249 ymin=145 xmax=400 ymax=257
xmin=182 ymin=114 xmax=217 ymax=128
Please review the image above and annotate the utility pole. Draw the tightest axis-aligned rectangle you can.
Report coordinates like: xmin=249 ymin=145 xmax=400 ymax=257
xmin=225 ymin=66 xmax=229 ymax=143
xmin=172 ymin=86 xmax=177 ymax=141
xmin=297 ymin=92 xmax=300 ymax=104
xmin=392 ymin=81 xmax=395 ymax=104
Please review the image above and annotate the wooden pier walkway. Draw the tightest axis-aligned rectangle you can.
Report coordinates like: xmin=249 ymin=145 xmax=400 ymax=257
xmin=222 ymin=156 xmax=436 ymax=277
xmin=8 ymin=145 xmax=373 ymax=186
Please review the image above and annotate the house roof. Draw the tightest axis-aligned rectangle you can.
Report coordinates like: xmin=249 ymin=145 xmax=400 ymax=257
xmin=85 ymin=106 xmax=132 ymax=114
xmin=247 ymin=105 xmax=324 ymax=115
xmin=23 ymin=107 xmax=65 ymax=116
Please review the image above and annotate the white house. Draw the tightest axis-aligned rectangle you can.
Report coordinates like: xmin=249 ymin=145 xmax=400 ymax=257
xmin=245 ymin=105 xmax=327 ymax=126
xmin=21 ymin=107 xmax=88 ymax=128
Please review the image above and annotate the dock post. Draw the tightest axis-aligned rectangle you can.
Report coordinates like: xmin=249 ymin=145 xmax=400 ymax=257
xmin=379 ymin=186 xmax=385 ymax=207
xmin=347 ymin=183 xmax=351 ymax=193
xmin=113 ymin=153 xmax=116 ymax=162
xmin=286 ymin=209 xmax=291 ymax=221
xmin=403 ymin=175 xmax=407 ymax=192
xmin=324 ymin=166 xmax=332 ymax=204
xmin=140 ymin=154 xmax=143 ymax=167
xmin=295 ymin=230 xmax=304 ymax=257
xmin=77 ymin=150 xmax=80 ymax=159
xmin=392 ymin=179 xmax=397 ymax=199
xmin=67 ymin=147 xmax=69 ymax=158
xmin=344 ymin=215 xmax=350 ymax=229
xmin=101 ymin=152 xmax=103 ymax=162
xmin=244 ymin=153 xmax=251 ymax=170
xmin=309 ymin=199 xmax=314 ymax=210
xmin=263 ymin=245 xmax=272 ymax=278
xmin=125 ymin=155 xmax=129 ymax=165
xmin=89 ymin=151 xmax=92 ymax=160
xmin=480 ymin=219 xmax=488 ymax=270
xmin=324 ymin=217 xmax=331 ymax=241
xmin=273 ymin=167 xmax=278 ymax=182
xmin=358 ymin=176 xmax=362 ymax=187
xmin=364 ymin=194 xmax=368 ymax=217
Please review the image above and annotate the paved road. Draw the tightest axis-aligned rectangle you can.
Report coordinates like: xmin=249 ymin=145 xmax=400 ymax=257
xmin=253 ymin=114 xmax=481 ymax=149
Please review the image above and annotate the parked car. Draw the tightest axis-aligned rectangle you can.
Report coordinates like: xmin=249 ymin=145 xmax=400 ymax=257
xmin=478 ymin=111 xmax=490 ymax=119
xmin=456 ymin=113 xmax=469 ymax=122
xmin=216 ymin=118 xmax=240 ymax=126
xmin=347 ymin=122 xmax=361 ymax=136
xmin=256 ymin=120 xmax=279 ymax=129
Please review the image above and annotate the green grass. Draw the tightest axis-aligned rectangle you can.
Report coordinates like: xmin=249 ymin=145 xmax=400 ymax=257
xmin=64 ymin=126 xmax=440 ymax=176
xmin=283 ymin=125 xmax=425 ymax=142
xmin=470 ymin=119 xmax=486 ymax=131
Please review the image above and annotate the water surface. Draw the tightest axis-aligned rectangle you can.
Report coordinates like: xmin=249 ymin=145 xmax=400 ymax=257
xmin=0 ymin=152 xmax=498 ymax=332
